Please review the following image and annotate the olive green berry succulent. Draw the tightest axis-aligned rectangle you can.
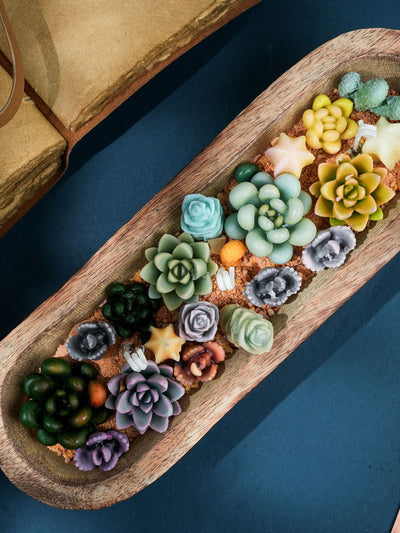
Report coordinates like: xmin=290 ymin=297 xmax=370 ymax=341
xmin=20 ymin=358 xmax=111 ymax=449
xmin=140 ymin=232 xmax=218 ymax=311
xmin=224 ymin=172 xmax=317 ymax=264
xmin=101 ymin=282 xmax=160 ymax=341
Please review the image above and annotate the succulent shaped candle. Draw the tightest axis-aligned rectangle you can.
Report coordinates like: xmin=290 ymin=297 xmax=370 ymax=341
xmin=220 ymin=304 xmax=274 ymax=355
xmin=180 ymin=193 xmax=224 ymax=240
xmin=177 ymin=301 xmax=219 ymax=342
xmin=174 ymin=341 xmax=225 ymax=387
xmin=302 ymin=226 xmax=356 ymax=272
xmin=224 ymin=172 xmax=316 ymax=263
xmin=101 ymin=282 xmax=160 ymax=340
xmin=338 ymin=72 xmax=389 ymax=111
xmin=362 ymin=117 xmax=400 ymax=170
xmin=303 ymin=94 xmax=358 ymax=154
xmin=105 ymin=361 xmax=185 ymax=434
xmin=310 ymin=153 xmax=395 ymax=231
xmin=74 ymin=430 xmax=129 ymax=472
xmin=244 ymin=266 xmax=301 ymax=307
xmin=339 ymin=72 xmax=400 ymax=120
xmin=265 ymin=133 xmax=315 ymax=178
xmin=144 ymin=324 xmax=185 ymax=364
xmin=66 ymin=321 xmax=117 ymax=361
xmin=140 ymin=232 xmax=218 ymax=311
xmin=20 ymin=358 xmax=110 ymax=449
xmin=369 ymin=96 xmax=400 ymax=121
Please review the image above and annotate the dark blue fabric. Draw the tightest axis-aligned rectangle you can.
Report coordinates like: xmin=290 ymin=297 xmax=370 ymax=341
xmin=1 ymin=1 xmax=400 ymax=531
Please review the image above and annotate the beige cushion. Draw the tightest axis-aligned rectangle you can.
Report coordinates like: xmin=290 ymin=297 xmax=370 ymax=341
xmin=0 ymin=0 xmax=246 ymax=130
xmin=0 ymin=66 xmax=66 ymax=232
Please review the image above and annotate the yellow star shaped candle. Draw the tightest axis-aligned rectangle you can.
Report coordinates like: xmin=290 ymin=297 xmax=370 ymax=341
xmin=145 ymin=324 xmax=185 ymax=364
xmin=265 ymin=133 xmax=315 ymax=178
xmin=362 ymin=117 xmax=400 ymax=170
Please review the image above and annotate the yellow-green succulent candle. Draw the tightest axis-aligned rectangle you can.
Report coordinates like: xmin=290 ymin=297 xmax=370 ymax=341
xmin=310 ymin=153 xmax=395 ymax=232
xmin=220 ymin=304 xmax=274 ymax=355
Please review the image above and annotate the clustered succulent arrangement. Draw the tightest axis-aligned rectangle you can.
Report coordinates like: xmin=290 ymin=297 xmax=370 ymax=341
xmin=339 ymin=72 xmax=400 ymax=119
xmin=101 ymin=282 xmax=160 ymax=341
xmin=19 ymin=72 xmax=400 ymax=477
xmin=302 ymin=94 xmax=358 ymax=154
xmin=20 ymin=358 xmax=110 ymax=449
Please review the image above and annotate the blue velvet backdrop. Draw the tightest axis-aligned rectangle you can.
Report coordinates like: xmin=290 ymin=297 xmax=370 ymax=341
xmin=1 ymin=1 xmax=400 ymax=532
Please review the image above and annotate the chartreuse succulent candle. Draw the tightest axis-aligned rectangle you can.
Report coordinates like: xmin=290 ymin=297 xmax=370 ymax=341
xmin=224 ymin=172 xmax=316 ymax=263
xmin=180 ymin=194 xmax=224 ymax=240
xmin=303 ymin=94 xmax=358 ymax=154
xmin=220 ymin=304 xmax=274 ymax=355
xmin=140 ymin=232 xmax=218 ymax=311
xmin=310 ymin=153 xmax=395 ymax=231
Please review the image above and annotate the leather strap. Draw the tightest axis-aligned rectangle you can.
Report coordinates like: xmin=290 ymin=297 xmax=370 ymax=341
xmin=0 ymin=0 xmax=24 ymax=127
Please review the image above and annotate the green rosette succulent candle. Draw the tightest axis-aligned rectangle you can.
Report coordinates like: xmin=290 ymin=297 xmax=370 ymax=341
xmin=140 ymin=232 xmax=218 ymax=311
xmin=220 ymin=304 xmax=274 ymax=355
xmin=310 ymin=153 xmax=395 ymax=231
xmin=224 ymin=171 xmax=316 ymax=263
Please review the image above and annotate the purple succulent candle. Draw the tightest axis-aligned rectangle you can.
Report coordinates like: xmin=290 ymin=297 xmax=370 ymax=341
xmin=74 ymin=430 xmax=129 ymax=472
xmin=105 ymin=361 xmax=185 ymax=434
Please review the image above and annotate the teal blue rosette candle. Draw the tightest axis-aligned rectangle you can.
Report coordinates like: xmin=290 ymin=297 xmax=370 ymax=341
xmin=181 ymin=194 xmax=224 ymax=240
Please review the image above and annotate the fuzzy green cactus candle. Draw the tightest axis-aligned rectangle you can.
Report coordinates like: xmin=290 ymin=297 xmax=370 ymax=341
xmin=224 ymin=171 xmax=316 ymax=263
xmin=220 ymin=304 xmax=274 ymax=355
xmin=140 ymin=233 xmax=218 ymax=311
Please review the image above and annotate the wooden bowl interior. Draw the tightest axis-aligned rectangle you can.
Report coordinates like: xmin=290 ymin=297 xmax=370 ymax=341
xmin=1 ymin=50 xmax=400 ymax=506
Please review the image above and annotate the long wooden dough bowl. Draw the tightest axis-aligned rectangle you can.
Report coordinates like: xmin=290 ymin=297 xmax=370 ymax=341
xmin=0 ymin=28 xmax=399 ymax=510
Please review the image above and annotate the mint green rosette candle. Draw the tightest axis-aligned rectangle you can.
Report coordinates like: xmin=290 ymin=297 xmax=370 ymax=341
xmin=181 ymin=194 xmax=224 ymax=240
xmin=224 ymin=172 xmax=316 ymax=263
xmin=220 ymin=304 xmax=274 ymax=355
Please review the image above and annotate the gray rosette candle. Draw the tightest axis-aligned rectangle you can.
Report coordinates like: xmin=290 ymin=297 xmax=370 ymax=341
xmin=244 ymin=266 xmax=302 ymax=307
xmin=302 ymin=226 xmax=356 ymax=272
xmin=177 ymin=301 xmax=219 ymax=342
xmin=180 ymin=193 xmax=224 ymax=240
xmin=66 ymin=321 xmax=117 ymax=361
xmin=74 ymin=430 xmax=129 ymax=472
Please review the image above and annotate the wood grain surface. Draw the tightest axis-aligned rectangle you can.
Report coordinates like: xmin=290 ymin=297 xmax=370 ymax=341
xmin=0 ymin=28 xmax=399 ymax=510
